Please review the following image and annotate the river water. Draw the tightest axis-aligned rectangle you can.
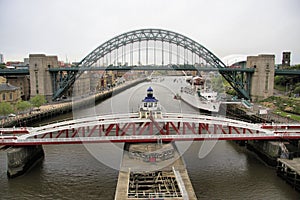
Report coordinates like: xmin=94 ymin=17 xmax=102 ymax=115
xmin=1 ymin=79 xmax=299 ymax=199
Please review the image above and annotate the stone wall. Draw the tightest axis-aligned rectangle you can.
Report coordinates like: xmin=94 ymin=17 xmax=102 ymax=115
xmin=7 ymin=145 xmax=44 ymax=178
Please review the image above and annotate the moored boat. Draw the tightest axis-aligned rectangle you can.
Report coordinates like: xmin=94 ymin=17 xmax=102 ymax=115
xmin=180 ymin=76 xmax=221 ymax=112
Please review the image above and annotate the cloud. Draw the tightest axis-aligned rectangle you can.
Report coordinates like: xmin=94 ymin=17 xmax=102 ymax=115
xmin=0 ymin=0 xmax=299 ymax=64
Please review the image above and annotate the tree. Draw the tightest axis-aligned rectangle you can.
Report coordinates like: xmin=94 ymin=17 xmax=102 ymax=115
xmin=16 ymin=101 xmax=32 ymax=112
xmin=294 ymin=86 xmax=300 ymax=95
xmin=0 ymin=102 xmax=14 ymax=115
xmin=211 ymin=76 xmax=226 ymax=93
xmin=30 ymin=95 xmax=46 ymax=109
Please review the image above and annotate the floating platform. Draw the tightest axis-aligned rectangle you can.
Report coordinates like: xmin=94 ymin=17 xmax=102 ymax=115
xmin=277 ymin=158 xmax=300 ymax=191
xmin=115 ymin=142 xmax=197 ymax=200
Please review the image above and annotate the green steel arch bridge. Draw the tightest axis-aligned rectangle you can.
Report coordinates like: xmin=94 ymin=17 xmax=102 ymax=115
xmin=1 ymin=28 xmax=299 ymax=100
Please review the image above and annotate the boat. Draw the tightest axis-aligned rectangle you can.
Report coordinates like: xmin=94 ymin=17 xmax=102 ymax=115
xmin=180 ymin=76 xmax=221 ymax=112
xmin=139 ymin=87 xmax=162 ymax=119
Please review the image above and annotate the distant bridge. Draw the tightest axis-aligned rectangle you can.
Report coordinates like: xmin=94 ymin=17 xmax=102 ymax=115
xmin=1 ymin=28 xmax=300 ymax=100
xmin=1 ymin=67 xmax=299 ymax=74
xmin=1 ymin=113 xmax=300 ymax=145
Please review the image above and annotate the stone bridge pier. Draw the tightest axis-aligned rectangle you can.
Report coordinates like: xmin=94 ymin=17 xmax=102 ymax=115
xmin=247 ymin=54 xmax=275 ymax=101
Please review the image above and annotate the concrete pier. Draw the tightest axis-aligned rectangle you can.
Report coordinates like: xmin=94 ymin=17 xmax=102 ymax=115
xmin=115 ymin=142 xmax=197 ymax=200
xmin=247 ymin=140 xmax=283 ymax=166
xmin=277 ymin=158 xmax=300 ymax=191
xmin=7 ymin=145 xmax=44 ymax=178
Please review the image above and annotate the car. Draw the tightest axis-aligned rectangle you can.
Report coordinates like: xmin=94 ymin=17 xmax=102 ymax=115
xmin=8 ymin=113 xmax=16 ymax=117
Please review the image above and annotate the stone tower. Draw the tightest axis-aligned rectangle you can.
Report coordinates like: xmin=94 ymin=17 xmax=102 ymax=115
xmin=247 ymin=54 xmax=275 ymax=101
xmin=282 ymin=52 xmax=291 ymax=67
xmin=29 ymin=54 xmax=58 ymax=102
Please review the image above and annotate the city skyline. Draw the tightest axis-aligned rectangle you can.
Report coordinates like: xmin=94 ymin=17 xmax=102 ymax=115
xmin=1 ymin=0 xmax=300 ymax=64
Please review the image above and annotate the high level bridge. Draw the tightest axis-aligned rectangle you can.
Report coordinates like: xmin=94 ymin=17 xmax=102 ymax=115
xmin=1 ymin=113 xmax=300 ymax=146
xmin=1 ymin=28 xmax=299 ymax=102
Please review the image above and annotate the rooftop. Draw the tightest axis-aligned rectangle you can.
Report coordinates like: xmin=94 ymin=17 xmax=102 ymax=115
xmin=0 ymin=83 xmax=19 ymax=91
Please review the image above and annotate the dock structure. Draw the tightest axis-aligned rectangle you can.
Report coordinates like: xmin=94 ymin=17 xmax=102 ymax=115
xmin=277 ymin=158 xmax=300 ymax=191
xmin=115 ymin=142 xmax=197 ymax=200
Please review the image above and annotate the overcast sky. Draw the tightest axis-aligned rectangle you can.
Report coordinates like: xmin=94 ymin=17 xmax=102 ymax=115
xmin=0 ymin=0 xmax=299 ymax=64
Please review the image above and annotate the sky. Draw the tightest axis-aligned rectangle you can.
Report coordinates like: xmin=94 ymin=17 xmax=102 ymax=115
xmin=0 ymin=0 xmax=300 ymax=64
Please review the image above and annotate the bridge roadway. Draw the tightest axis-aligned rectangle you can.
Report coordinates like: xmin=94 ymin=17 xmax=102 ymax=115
xmin=1 ymin=113 xmax=300 ymax=145
xmin=1 ymin=67 xmax=300 ymax=75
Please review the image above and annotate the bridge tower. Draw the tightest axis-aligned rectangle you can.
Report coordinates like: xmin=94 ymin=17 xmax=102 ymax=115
xmin=247 ymin=54 xmax=275 ymax=101
xmin=282 ymin=51 xmax=291 ymax=67
xmin=29 ymin=54 xmax=58 ymax=102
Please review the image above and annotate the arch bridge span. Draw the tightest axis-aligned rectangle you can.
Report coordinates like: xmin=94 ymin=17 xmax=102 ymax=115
xmin=53 ymin=28 xmax=250 ymax=100
xmin=1 ymin=113 xmax=300 ymax=145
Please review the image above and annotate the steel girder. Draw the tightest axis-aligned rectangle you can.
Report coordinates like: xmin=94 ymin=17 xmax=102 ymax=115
xmin=52 ymin=28 xmax=249 ymax=100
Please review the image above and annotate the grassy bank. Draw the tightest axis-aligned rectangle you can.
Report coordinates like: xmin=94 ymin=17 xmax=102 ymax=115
xmin=260 ymin=96 xmax=300 ymax=122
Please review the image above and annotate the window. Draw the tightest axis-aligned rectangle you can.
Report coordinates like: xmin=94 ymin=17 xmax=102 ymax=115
xmin=2 ymin=93 xmax=5 ymax=100
xmin=265 ymin=73 xmax=269 ymax=91
xmin=9 ymin=93 xmax=12 ymax=100
xmin=35 ymin=71 xmax=39 ymax=94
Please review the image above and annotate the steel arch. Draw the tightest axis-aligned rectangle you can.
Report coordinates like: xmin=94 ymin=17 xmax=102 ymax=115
xmin=53 ymin=28 xmax=249 ymax=100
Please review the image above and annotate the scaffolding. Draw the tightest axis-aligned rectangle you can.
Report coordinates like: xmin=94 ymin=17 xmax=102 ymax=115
xmin=128 ymin=170 xmax=182 ymax=199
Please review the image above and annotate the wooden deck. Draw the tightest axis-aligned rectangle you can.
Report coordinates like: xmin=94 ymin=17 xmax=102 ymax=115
xmin=277 ymin=158 xmax=300 ymax=191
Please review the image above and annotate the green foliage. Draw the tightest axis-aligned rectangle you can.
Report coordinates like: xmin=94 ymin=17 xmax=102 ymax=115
xmin=261 ymin=96 xmax=300 ymax=115
xmin=274 ymin=64 xmax=300 ymax=93
xmin=30 ymin=95 xmax=46 ymax=108
xmin=0 ymin=64 xmax=6 ymax=69
xmin=294 ymin=86 xmax=300 ymax=95
xmin=16 ymin=101 xmax=32 ymax=112
xmin=274 ymin=76 xmax=288 ymax=87
xmin=211 ymin=75 xmax=225 ymax=93
xmin=0 ymin=102 xmax=14 ymax=115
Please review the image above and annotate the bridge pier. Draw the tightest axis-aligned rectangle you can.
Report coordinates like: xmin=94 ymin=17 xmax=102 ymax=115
xmin=7 ymin=145 xmax=44 ymax=178
xmin=247 ymin=140 xmax=287 ymax=166
xmin=246 ymin=54 xmax=275 ymax=101
xmin=29 ymin=54 xmax=57 ymax=102
xmin=115 ymin=142 xmax=197 ymax=199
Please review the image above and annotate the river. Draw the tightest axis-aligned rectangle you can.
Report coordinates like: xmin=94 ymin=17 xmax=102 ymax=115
xmin=0 ymin=79 xmax=299 ymax=199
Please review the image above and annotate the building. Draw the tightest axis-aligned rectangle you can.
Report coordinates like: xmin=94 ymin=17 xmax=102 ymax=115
xmin=0 ymin=76 xmax=6 ymax=84
xmin=72 ymin=72 xmax=91 ymax=97
xmin=0 ymin=54 xmax=3 ymax=64
xmin=6 ymin=75 xmax=30 ymax=100
xmin=0 ymin=83 xmax=21 ymax=103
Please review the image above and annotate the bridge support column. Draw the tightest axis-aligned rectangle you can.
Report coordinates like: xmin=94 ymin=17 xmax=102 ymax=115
xmin=246 ymin=54 xmax=275 ymax=101
xmin=29 ymin=54 xmax=58 ymax=102
xmin=7 ymin=145 xmax=44 ymax=178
